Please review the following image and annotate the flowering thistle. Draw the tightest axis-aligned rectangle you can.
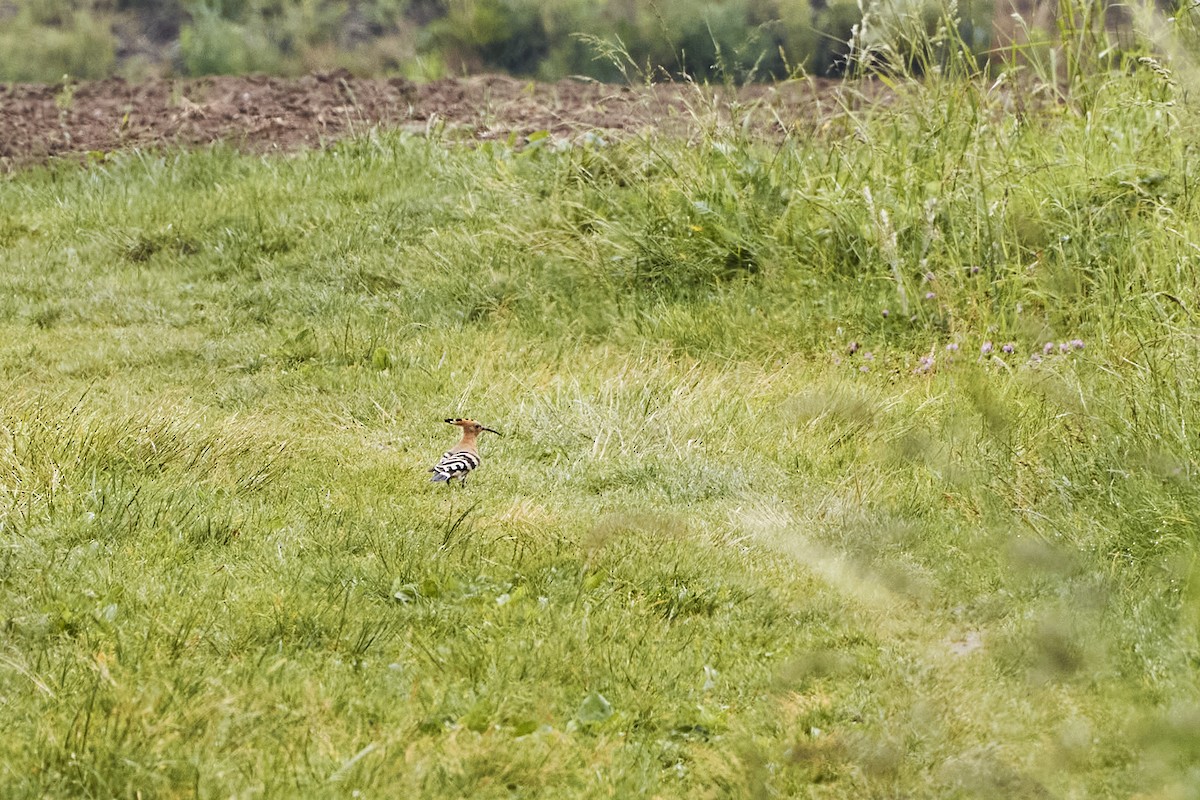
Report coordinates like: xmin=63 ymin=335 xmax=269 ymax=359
xmin=1002 ymin=343 xmax=1015 ymax=354
xmin=914 ymin=355 xmax=935 ymax=374
xmin=981 ymin=341 xmax=993 ymax=355
xmin=1070 ymin=339 xmax=1085 ymax=350
xmin=1043 ymin=342 xmax=1056 ymax=355
xmin=1059 ymin=342 xmax=1070 ymax=353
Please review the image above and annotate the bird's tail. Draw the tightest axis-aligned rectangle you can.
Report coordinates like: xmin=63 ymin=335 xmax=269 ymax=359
xmin=430 ymin=472 xmax=450 ymax=483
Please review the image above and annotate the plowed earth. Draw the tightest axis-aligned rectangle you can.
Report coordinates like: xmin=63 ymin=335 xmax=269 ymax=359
xmin=1 ymin=71 xmax=859 ymax=168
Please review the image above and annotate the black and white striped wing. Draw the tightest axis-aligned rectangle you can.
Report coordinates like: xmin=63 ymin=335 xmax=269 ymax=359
xmin=429 ymin=450 xmax=480 ymax=483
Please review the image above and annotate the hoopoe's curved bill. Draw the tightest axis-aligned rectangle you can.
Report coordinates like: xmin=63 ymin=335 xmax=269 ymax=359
xmin=480 ymin=426 xmax=502 ymax=436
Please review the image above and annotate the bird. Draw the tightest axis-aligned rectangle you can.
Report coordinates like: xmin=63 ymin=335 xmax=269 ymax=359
xmin=429 ymin=418 xmax=501 ymax=486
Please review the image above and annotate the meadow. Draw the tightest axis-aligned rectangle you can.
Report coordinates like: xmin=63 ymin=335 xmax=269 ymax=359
xmin=3 ymin=53 xmax=1200 ymax=798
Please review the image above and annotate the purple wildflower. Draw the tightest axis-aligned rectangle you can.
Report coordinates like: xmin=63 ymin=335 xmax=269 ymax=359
xmin=1059 ymin=342 xmax=1070 ymax=353
xmin=1043 ymin=342 xmax=1055 ymax=355
xmin=924 ymin=271 xmax=936 ymax=283
xmin=914 ymin=355 xmax=935 ymax=374
xmin=1001 ymin=343 xmax=1015 ymax=354
xmin=981 ymin=341 xmax=993 ymax=355
xmin=946 ymin=343 xmax=959 ymax=352
xmin=1070 ymin=339 xmax=1085 ymax=350
xmin=969 ymin=265 xmax=982 ymax=275
xmin=882 ymin=309 xmax=890 ymax=319
xmin=925 ymin=291 xmax=937 ymax=301
xmin=863 ymin=351 xmax=875 ymax=361
xmin=859 ymin=365 xmax=870 ymax=373
xmin=848 ymin=341 xmax=860 ymax=355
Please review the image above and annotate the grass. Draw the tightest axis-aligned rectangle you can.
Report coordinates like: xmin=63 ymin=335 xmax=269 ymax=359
xmin=3 ymin=59 xmax=1200 ymax=797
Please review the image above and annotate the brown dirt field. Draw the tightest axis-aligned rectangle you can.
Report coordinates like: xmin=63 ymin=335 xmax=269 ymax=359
xmin=0 ymin=71 xmax=865 ymax=169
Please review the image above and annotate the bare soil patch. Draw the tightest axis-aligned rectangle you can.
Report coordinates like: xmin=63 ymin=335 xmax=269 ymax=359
xmin=1 ymin=71 xmax=860 ymax=168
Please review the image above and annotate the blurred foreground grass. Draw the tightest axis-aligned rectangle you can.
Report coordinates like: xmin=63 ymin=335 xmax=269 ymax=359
xmin=3 ymin=68 xmax=1200 ymax=797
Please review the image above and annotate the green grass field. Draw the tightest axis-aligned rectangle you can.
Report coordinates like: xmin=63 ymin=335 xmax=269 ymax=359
xmin=3 ymin=62 xmax=1200 ymax=798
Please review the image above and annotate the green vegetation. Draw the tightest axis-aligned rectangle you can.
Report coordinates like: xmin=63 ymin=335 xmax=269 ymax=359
xmin=5 ymin=19 xmax=1200 ymax=796
xmin=3 ymin=0 xmax=1186 ymax=84
xmin=1 ymin=0 xmax=1021 ymax=83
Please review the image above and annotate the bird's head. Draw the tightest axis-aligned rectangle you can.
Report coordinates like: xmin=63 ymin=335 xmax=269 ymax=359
xmin=445 ymin=418 xmax=502 ymax=436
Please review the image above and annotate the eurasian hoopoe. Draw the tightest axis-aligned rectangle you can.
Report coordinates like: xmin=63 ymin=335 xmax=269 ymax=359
xmin=429 ymin=418 xmax=501 ymax=486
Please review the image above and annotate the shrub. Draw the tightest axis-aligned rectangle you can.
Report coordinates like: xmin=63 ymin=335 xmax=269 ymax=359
xmin=0 ymin=8 xmax=116 ymax=82
xmin=424 ymin=0 xmax=550 ymax=75
xmin=179 ymin=3 xmax=282 ymax=75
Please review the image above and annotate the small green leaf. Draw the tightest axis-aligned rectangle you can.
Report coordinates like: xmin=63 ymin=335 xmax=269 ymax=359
xmin=512 ymin=719 xmax=538 ymax=736
xmin=463 ymin=700 xmax=491 ymax=732
xmin=575 ymin=691 xmax=613 ymax=725
xmin=391 ymin=580 xmax=419 ymax=604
